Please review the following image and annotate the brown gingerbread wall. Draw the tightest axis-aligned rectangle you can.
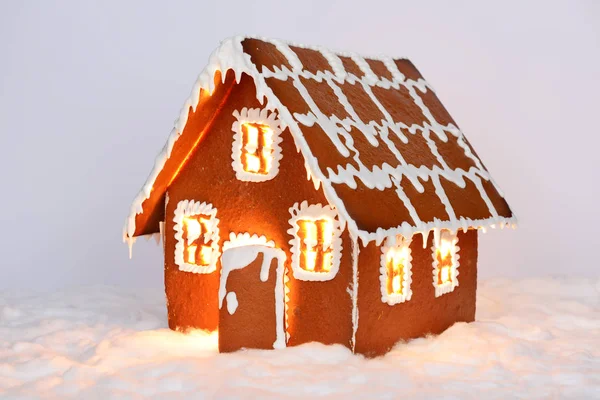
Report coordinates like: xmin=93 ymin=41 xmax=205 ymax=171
xmin=163 ymin=73 xmax=353 ymax=349
xmin=218 ymin=253 xmax=279 ymax=352
xmin=354 ymin=229 xmax=478 ymax=357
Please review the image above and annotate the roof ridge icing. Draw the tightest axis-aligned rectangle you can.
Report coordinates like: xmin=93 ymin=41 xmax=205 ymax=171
xmin=124 ymin=36 xmax=516 ymax=251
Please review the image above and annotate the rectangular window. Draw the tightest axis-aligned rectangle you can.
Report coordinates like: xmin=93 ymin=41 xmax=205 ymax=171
xmin=386 ymin=247 xmax=407 ymax=295
xmin=432 ymin=230 xmax=459 ymax=297
xmin=232 ymin=108 xmax=282 ymax=182
xmin=288 ymin=202 xmax=342 ymax=281
xmin=435 ymin=240 xmax=453 ymax=285
xmin=174 ymin=200 xmax=220 ymax=274
xmin=297 ymin=219 xmax=333 ymax=273
xmin=183 ymin=215 xmax=213 ymax=266
xmin=241 ymin=123 xmax=273 ymax=175
xmin=380 ymin=235 xmax=412 ymax=305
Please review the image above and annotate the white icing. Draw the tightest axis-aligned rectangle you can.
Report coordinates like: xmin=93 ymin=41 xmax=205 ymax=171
xmin=225 ymin=292 xmax=238 ymax=314
xmin=432 ymin=230 xmax=460 ymax=297
xmin=283 ymin=268 xmax=291 ymax=342
xmin=173 ymin=200 xmax=220 ymax=274
xmin=270 ymin=246 xmax=287 ymax=350
xmin=124 ymin=36 xmax=516 ymax=250
xmin=124 ymin=37 xmax=259 ymax=241
xmin=158 ymin=221 xmax=165 ymax=247
xmin=250 ymin=38 xmax=516 ymax=244
xmin=219 ymin=238 xmax=287 ymax=350
xmin=125 ymin=234 xmax=136 ymax=259
xmin=379 ymin=235 xmax=413 ymax=305
xmin=287 ymin=201 xmax=344 ymax=282
xmin=222 ymin=232 xmax=275 ymax=251
xmin=231 ymin=107 xmax=284 ymax=182
xmin=163 ymin=192 xmax=169 ymax=254
xmin=350 ymin=237 xmax=359 ymax=353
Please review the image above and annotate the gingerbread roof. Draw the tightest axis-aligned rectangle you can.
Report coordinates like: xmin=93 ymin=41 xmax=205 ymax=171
xmin=124 ymin=36 xmax=515 ymax=247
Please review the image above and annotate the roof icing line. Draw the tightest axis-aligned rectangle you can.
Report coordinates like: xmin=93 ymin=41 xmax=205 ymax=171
xmin=355 ymin=215 xmax=518 ymax=248
xmin=124 ymin=36 xmax=254 ymax=241
xmin=124 ymin=35 xmax=517 ymax=252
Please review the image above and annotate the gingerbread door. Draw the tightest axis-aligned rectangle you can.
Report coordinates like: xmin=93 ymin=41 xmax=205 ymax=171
xmin=218 ymin=244 xmax=286 ymax=353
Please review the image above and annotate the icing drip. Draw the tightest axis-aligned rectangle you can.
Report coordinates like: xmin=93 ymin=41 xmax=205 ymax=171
xmin=220 ymin=237 xmax=286 ymax=349
xmin=225 ymin=292 xmax=238 ymax=314
xmin=283 ymin=269 xmax=291 ymax=342
xmin=350 ymin=237 xmax=359 ymax=353
xmin=124 ymin=36 xmax=517 ymax=250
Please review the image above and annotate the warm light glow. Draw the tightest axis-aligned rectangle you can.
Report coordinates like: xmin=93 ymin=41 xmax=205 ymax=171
xmin=392 ymin=274 xmax=401 ymax=293
xmin=439 ymin=239 xmax=453 ymax=260
xmin=436 ymin=236 xmax=455 ymax=285
xmin=305 ymin=249 xmax=317 ymax=271
xmin=297 ymin=218 xmax=334 ymax=273
xmin=262 ymin=149 xmax=272 ymax=172
xmin=187 ymin=245 xmax=197 ymax=264
xmin=321 ymin=221 xmax=333 ymax=249
xmin=183 ymin=215 xmax=213 ymax=267
xmin=245 ymin=154 xmax=261 ymax=172
xmin=440 ymin=266 xmax=451 ymax=283
xmin=199 ymin=245 xmax=212 ymax=265
xmin=241 ymin=123 xmax=274 ymax=175
xmin=245 ymin=125 xmax=259 ymax=149
xmin=322 ymin=252 xmax=332 ymax=272
xmin=386 ymin=246 xmax=408 ymax=295
xmin=262 ymin=128 xmax=274 ymax=147
xmin=185 ymin=218 xmax=201 ymax=241
xmin=303 ymin=222 xmax=317 ymax=247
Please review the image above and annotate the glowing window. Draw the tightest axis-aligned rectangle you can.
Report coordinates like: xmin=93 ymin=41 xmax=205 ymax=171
xmin=232 ymin=108 xmax=283 ymax=182
xmin=380 ymin=235 xmax=412 ymax=305
xmin=432 ymin=230 xmax=459 ymax=297
xmin=182 ymin=215 xmax=213 ymax=266
xmin=288 ymin=201 xmax=342 ymax=281
xmin=241 ymin=123 xmax=273 ymax=175
xmin=297 ymin=219 xmax=334 ymax=273
xmin=174 ymin=200 xmax=220 ymax=274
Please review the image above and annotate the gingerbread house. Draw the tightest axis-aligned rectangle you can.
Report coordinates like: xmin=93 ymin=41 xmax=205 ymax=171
xmin=124 ymin=36 xmax=516 ymax=356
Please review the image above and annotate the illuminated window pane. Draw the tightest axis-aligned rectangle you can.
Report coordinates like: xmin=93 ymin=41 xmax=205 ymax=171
xmin=386 ymin=247 xmax=408 ymax=295
xmin=183 ymin=214 xmax=213 ymax=267
xmin=380 ymin=235 xmax=412 ymax=305
xmin=432 ymin=230 xmax=459 ymax=297
xmin=296 ymin=219 xmax=334 ymax=273
xmin=241 ymin=123 xmax=274 ymax=175
xmin=435 ymin=237 xmax=454 ymax=285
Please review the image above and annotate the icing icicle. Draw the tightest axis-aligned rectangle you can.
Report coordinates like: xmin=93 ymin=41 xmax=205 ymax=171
xmin=124 ymin=36 xmax=517 ymax=251
xmin=220 ymin=234 xmax=287 ymax=349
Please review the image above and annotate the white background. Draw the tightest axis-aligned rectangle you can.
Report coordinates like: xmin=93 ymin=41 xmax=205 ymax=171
xmin=1 ymin=1 xmax=598 ymax=290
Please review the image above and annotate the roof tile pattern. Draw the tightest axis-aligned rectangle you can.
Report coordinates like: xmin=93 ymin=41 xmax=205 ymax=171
xmin=242 ymin=38 xmax=514 ymax=242
xmin=125 ymin=36 xmax=515 ymax=245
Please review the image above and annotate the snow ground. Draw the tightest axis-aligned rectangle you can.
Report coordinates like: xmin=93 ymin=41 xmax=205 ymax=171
xmin=1 ymin=278 xmax=599 ymax=399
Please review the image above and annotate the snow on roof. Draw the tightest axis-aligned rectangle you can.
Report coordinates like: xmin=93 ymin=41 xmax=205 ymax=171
xmin=124 ymin=36 xmax=516 ymax=248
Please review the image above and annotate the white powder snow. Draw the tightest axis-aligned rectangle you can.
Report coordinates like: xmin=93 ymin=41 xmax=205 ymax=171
xmin=1 ymin=278 xmax=599 ymax=399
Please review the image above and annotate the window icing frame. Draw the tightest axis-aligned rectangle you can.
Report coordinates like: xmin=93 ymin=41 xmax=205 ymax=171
xmin=432 ymin=230 xmax=460 ymax=297
xmin=173 ymin=200 xmax=220 ymax=274
xmin=380 ymin=235 xmax=413 ymax=305
xmin=231 ymin=107 xmax=283 ymax=182
xmin=287 ymin=201 xmax=343 ymax=282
